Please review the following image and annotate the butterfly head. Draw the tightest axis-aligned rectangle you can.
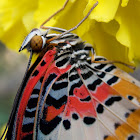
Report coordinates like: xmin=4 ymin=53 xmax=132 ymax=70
xmin=19 ymin=28 xmax=49 ymax=52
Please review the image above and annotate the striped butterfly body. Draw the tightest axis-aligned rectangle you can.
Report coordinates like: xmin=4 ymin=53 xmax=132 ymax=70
xmin=4 ymin=28 xmax=140 ymax=140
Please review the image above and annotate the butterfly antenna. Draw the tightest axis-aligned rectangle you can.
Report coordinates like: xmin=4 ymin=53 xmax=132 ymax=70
xmin=60 ymin=1 xmax=98 ymax=36
xmin=40 ymin=0 xmax=69 ymax=29
xmin=47 ymin=1 xmax=98 ymax=42
xmin=0 ymin=50 xmax=33 ymax=140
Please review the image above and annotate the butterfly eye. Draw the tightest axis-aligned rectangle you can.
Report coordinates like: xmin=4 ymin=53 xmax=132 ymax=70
xmin=30 ymin=35 xmax=44 ymax=52
xmin=19 ymin=29 xmax=47 ymax=52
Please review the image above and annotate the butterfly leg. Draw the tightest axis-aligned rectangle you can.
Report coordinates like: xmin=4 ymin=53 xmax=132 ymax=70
xmin=88 ymin=45 xmax=135 ymax=70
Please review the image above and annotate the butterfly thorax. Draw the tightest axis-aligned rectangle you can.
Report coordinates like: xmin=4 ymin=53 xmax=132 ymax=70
xmin=49 ymin=34 xmax=92 ymax=69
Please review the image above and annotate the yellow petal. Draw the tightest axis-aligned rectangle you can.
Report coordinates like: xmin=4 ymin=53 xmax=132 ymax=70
xmin=0 ymin=124 xmax=6 ymax=140
xmin=84 ymin=0 xmax=120 ymax=22
xmin=115 ymin=0 xmax=140 ymax=62
xmin=1 ymin=20 xmax=28 ymax=51
xmin=0 ymin=0 xmax=38 ymax=51
xmin=34 ymin=0 xmax=73 ymax=27
xmin=121 ymin=0 xmax=129 ymax=7
xmin=22 ymin=12 xmax=37 ymax=33
xmin=101 ymin=20 xmax=120 ymax=37
xmin=38 ymin=0 xmax=89 ymax=36
xmin=81 ymin=20 xmax=132 ymax=71
xmin=0 ymin=0 xmax=37 ymax=31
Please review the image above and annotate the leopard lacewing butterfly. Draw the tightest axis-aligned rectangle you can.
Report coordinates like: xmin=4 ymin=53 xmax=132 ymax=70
xmin=1 ymin=1 xmax=140 ymax=140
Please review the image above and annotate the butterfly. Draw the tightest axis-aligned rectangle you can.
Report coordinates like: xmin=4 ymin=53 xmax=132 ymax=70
xmin=1 ymin=1 xmax=140 ymax=140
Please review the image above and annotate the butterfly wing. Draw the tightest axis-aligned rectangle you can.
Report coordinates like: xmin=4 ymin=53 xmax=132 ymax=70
xmin=89 ymin=56 xmax=140 ymax=106
xmin=6 ymin=49 xmax=56 ymax=139
xmin=32 ymin=55 xmax=140 ymax=139
xmin=84 ymin=56 xmax=140 ymax=139
xmin=6 ymin=36 xmax=140 ymax=140
xmin=36 ymin=56 xmax=140 ymax=140
xmin=33 ymin=62 xmax=71 ymax=139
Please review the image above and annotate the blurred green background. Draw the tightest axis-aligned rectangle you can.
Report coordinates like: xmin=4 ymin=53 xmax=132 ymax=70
xmin=0 ymin=42 xmax=140 ymax=132
xmin=0 ymin=42 xmax=27 ymax=129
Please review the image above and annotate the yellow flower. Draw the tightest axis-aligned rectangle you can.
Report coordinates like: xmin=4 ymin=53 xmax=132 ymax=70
xmin=0 ymin=0 xmax=38 ymax=51
xmin=0 ymin=0 xmax=140 ymax=70
xmin=0 ymin=124 xmax=6 ymax=140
